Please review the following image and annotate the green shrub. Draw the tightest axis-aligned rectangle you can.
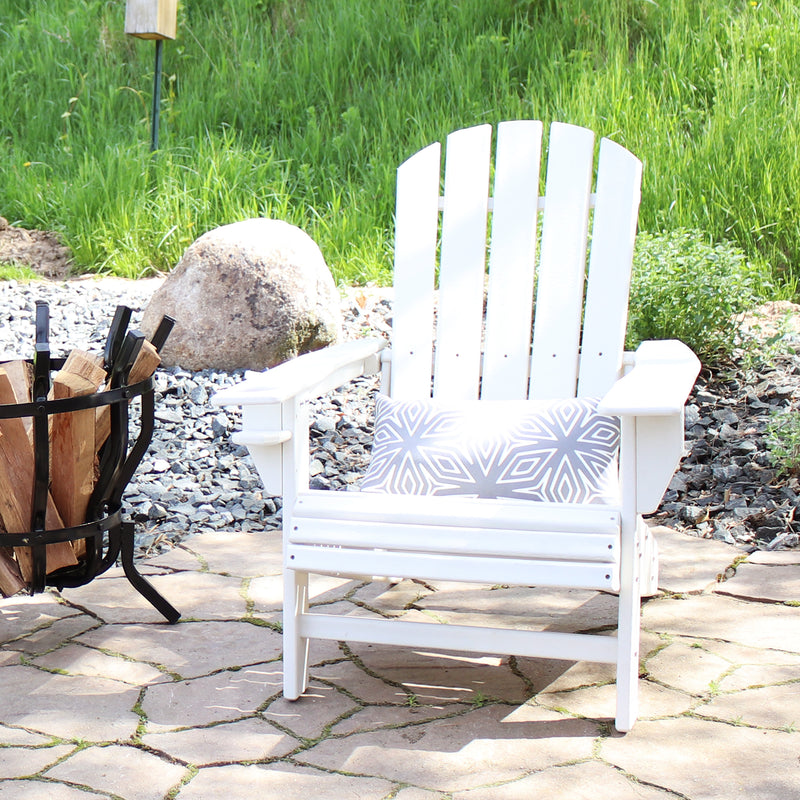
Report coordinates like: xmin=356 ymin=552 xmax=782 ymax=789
xmin=626 ymin=229 xmax=772 ymax=363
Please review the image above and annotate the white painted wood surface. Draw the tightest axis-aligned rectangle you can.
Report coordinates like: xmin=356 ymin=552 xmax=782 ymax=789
xmin=212 ymin=120 xmax=701 ymax=732
xmin=392 ymin=142 xmax=440 ymax=400
xmin=481 ymin=120 xmax=543 ymax=400
xmin=528 ymin=123 xmax=595 ymax=400
xmin=433 ymin=125 xmax=493 ymax=401
xmin=579 ymin=137 xmax=643 ymax=397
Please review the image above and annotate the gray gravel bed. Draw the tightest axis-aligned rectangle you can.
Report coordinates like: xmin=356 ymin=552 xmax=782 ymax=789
xmin=1 ymin=277 xmax=796 ymax=558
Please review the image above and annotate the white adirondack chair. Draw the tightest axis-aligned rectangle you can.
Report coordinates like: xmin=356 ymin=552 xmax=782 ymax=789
xmin=212 ymin=121 xmax=700 ymax=732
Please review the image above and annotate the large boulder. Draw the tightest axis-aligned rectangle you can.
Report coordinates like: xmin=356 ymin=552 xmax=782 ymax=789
xmin=141 ymin=219 xmax=341 ymax=371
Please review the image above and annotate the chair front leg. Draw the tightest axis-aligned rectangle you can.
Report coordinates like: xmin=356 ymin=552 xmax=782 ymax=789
xmin=283 ymin=567 xmax=310 ymax=699
xmin=615 ymin=415 xmax=642 ymax=732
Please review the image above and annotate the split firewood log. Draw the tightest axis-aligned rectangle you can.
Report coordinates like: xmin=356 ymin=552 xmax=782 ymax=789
xmin=0 ymin=366 xmax=78 ymax=580
xmin=95 ymin=340 xmax=161 ymax=452
xmin=0 ymin=537 xmax=25 ymax=598
xmin=49 ymin=352 xmax=107 ymax=558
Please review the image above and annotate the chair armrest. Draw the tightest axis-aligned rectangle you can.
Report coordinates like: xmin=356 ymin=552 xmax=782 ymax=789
xmin=597 ymin=340 xmax=701 ymax=417
xmin=211 ymin=337 xmax=387 ymax=407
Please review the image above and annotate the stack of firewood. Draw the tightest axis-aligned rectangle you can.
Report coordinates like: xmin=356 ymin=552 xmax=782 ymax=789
xmin=0 ymin=337 xmax=162 ymax=598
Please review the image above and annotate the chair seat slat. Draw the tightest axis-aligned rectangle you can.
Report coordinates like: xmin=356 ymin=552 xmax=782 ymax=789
xmin=287 ymin=544 xmax=620 ymax=592
xmin=294 ymin=490 xmax=620 ymax=533
xmin=290 ymin=518 xmax=619 ymax=563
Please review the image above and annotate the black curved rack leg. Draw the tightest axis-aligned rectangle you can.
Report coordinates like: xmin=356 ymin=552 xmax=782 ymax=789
xmin=120 ymin=522 xmax=180 ymax=623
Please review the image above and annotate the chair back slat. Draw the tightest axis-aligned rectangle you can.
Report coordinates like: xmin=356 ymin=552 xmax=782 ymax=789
xmin=432 ymin=124 xmax=493 ymax=401
xmin=391 ymin=141 xmax=441 ymax=400
xmin=528 ymin=122 xmax=595 ymax=400
xmin=391 ymin=121 xmax=640 ymax=405
xmin=481 ymin=120 xmax=543 ymax=401
xmin=578 ymin=138 xmax=643 ymax=396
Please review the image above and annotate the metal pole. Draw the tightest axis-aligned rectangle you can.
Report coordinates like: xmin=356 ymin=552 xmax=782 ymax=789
xmin=151 ymin=38 xmax=163 ymax=152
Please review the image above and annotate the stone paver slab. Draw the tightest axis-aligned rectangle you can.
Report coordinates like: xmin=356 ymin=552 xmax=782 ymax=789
xmin=59 ymin=571 xmax=247 ymax=623
xmin=453 ymin=760 xmax=675 ymax=799
xmin=0 ymin=651 xmax=22 ymax=666
xmin=142 ymin=664 xmax=282 ymax=730
xmin=0 ymin=595 xmax=81 ymax=643
xmin=249 ymin=573 xmax=354 ymax=612
xmin=697 ymin=683 xmax=800 ymax=729
xmin=720 ymin=663 xmax=800 ymax=691
xmin=77 ymin=620 xmax=280 ymax=679
xmin=0 ymin=726 xmax=53 ymax=746
xmin=644 ymin=641 xmax=732 ymax=695
xmin=348 ymin=644 xmax=533 ymax=705
xmin=33 ymin=643 xmax=166 ymax=685
xmin=142 ymin=717 xmax=300 ymax=765
xmin=46 ymin=744 xmax=187 ymax=800
xmin=0 ymin=666 xmax=141 ymax=741
xmin=311 ymin=659 xmax=413 ymax=705
xmin=331 ymin=703 xmax=472 ymax=737
xmin=414 ymin=585 xmax=619 ymax=634
xmin=176 ymin=762 xmax=394 ymax=800
xmin=602 ymin=716 xmax=800 ymax=799
xmin=642 ymin=594 xmax=800 ymax=652
xmin=539 ymin=679 xmax=693 ymax=722
xmin=137 ymin=546 xmax=204 ymax=571
xmin=177 ymin=530 xmax=282 ymax=576
xmin=0 ymin=781 xmax=113 ymax=799
xmin=5 ymin=615 xmax=100 ymax=656
xmin=394 ymin=790 xmax=448 ymax=800
xmin=263 ymin=680 xmax=359 ymax=740
xmin=651 ymin=526 xmax=740 ymax=594
xmin=695 ymin=638 xmax=800 ymax=669
xmin=0 ymin=745 xmax=73 ymax=779
xmin=747 ymin=550 xmax=800 ymax=565
xmin=355 ymin=578 xmax=434 ymax=614
xmin=714 ymin=562 xmax=800 ymax=603
xmin=297 ymin=704 xmax=598 ymax=793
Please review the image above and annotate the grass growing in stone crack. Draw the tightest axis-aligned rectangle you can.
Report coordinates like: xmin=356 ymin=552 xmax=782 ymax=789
xmin=165 ymin=766 xmax=199 ymax=800
xmin=131 ymin=689 xmax=149 ymax=742
xmin=241 ymin=616 xmax=282 ymax=632
xmin=469 ymin=691 xmax=499 ymax=709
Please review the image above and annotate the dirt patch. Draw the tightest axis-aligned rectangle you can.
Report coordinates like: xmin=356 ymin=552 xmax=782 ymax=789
xmin=742 ymin=300 xmax=800 ymax=339
xmin=0 ymin=216 xmax=75 ymax=280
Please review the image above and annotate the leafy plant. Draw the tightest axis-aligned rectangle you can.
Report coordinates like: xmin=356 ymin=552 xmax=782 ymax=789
xmin=627 ymin=229 xmax=772 ymax=363
xmin=765 ymin=408 xmax=800 ymax=476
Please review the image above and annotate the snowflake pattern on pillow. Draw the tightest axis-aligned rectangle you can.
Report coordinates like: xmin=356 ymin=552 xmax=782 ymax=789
xmin=360 ymin=394 xmax=620 ymax=504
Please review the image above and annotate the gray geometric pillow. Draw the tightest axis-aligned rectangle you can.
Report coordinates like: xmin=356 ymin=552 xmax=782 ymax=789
xmin=360 ymin=394 xmax=620 ymax=504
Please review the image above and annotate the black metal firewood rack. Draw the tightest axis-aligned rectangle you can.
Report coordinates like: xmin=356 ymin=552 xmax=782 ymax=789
xmin=0 ymin=302 xmax=180 ymax=623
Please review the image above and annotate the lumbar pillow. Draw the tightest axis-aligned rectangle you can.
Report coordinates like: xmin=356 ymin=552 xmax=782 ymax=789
xmin=360 ymin=394 xmax=620 ymax=504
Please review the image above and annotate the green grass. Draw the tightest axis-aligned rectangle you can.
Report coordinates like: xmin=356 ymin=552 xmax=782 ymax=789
xmin=1 ymin=0 xmax=800 ymax=290
xmin=0 ymin=263 xmax=38 ymax=281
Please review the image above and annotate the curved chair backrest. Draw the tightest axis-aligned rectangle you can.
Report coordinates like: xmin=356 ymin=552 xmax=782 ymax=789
xmin=390 ymin=121 xmax=643 ymax=403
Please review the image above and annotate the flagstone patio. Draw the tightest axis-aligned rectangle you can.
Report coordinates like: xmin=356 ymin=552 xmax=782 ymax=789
xmin=1 ymin=526 xmax=799 ymax=800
